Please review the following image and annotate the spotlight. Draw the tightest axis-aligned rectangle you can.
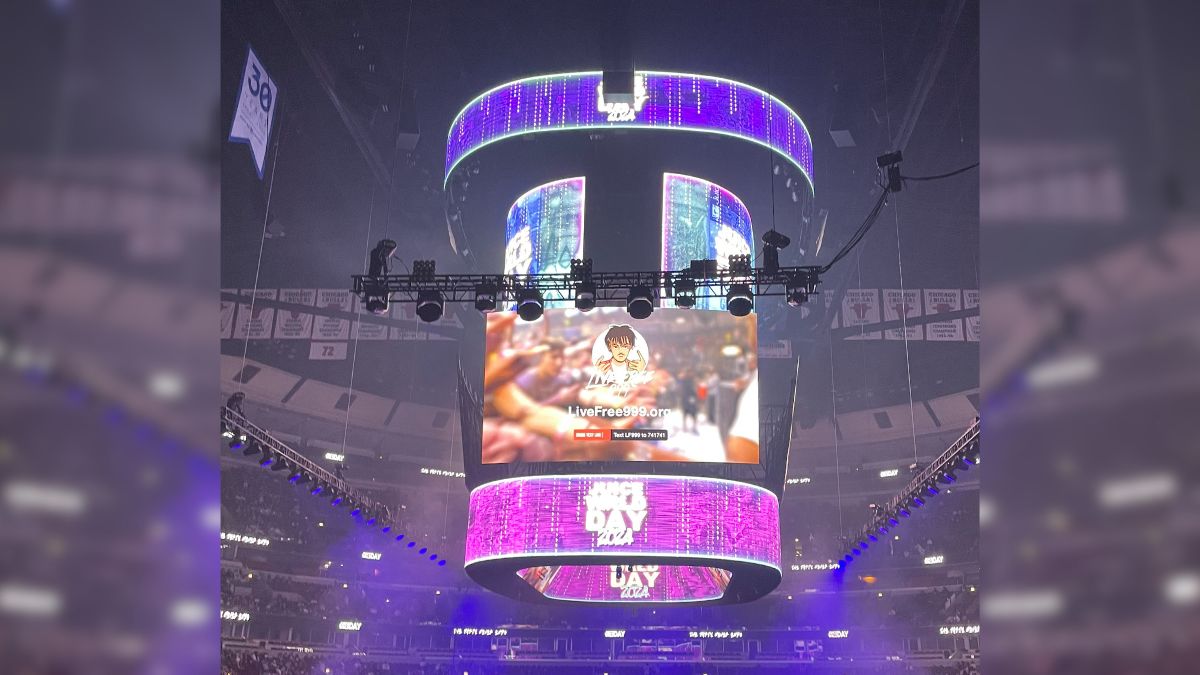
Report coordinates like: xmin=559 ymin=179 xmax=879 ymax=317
xmin=288 ymin=468 xmax=304 ymax=482
xmin=852 ymin=548 xmax=861 ymax=556
xmin=350 ymin=507 xmax=361 ymax=517
xmin=575 ymin=281 xmax=596 ymax=312
xmin=310 ymin=482 xmax=324 ymax=495
xmin=296 ymin=472 xmax=312 ymax=485
xmin=407 ymin=542 xmax=416 ymax=548
xmin=331 ymin=496 xmax=344 ymax=507
xmin=859 ymin=541 xmax=869 ymax=549
xmin=913 ymin=496 xmax=926 ymax=506
xmin=395 ymin=534 xmax=405 ymax=541
xmin=419 ymin=548 xmax=427 ymax=554
xmin=229 ymin=433 xmax=248 ymax=450
xmin=868 ymin=534 xmax=878 ymax=542
xmin=270 ymin=456 xmax=290 ymax=471
xmin=473 ymin=283 xmax=497 ymax=313
xmin=381 ymin=526 xmax=391 ymax=533
xmin=927 ymin=483 xmax=940 ymax=496
xmin=786 ymin=278 xmax=809 ymax=307
xmin=438 ymin=560 xmax=446 ymax=566
xmin=939 ymin=471 xmax=957 ymax=484
xmin=416 ymin=290 xmax=444 ymax=323
xmin=241 ymin=440 xmax=260 ymax=456
xmin=899 ymin=508 xmax=911 ymax=517
xmin=627 ymin=285 xmax=654 ymax=319
xmin=673 ymin=278 xmax=696 ymax=308
xmin=957 ymin=457 xmax=973 ymax=471
xmin=258 ymin=450 xmax=274 ymax=467
xmin=888 ymin=517 xmax=900 ymax=526
xmin=727 ymin=284 xmax=753 ymax=316
xmin=364 ymin=296 xmax=389 ymax=315
xmin=516 ymin=287 xmax=544 ymax=321
xmin=221 ymin=422 xmax=235 ymax=438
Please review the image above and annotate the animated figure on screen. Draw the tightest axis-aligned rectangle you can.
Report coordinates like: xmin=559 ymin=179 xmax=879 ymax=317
xmin=593 ymin=324 xmax=647 ymax=383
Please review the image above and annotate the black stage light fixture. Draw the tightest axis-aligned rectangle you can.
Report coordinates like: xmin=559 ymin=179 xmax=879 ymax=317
xmin=627 ymin=285 xmax=654 ymax=319
xmin=763 ymin=245 xmax=780 ymax=273
xmin=474 ymin=283 xmax=497 ymax=313
xmin=271 ymin=456 xmax=290 ymax=472
xmin=674 ymin=278 xmax=696 ymax=309
xmin=364 ymin=296 xmax=389 ymax=315
xmin=762 ymin=230 xmax=791 ymax=275
xmin=241 ymin=439 xmax=261 ymax=457
xmin=416 ymin=290 xmax=444 ymax=323
xmin=258 ymin=448 xmax=275 ymax=467
xmin=728 ymin=254 xmax=752 ymax=277
xmin=412 ymin=259 xmax=436 ymax=282
xmin=570 ymin=258 xmax=593 ymax=281
xmin=786 ymin=277 xmax=809 ymax=307
xmin=229 ymin=432 xmax=248 ymax=450
xmin=575 ymin=281 xmax=597 ymax=312
xmin=727 ymin=283 xmax=753 ymax=317
xmin=516 ymin=287 xmax=544 ymax=322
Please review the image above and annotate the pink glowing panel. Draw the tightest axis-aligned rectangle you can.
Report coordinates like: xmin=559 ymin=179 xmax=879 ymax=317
xmin=466 ymin=474 xmax=780 ymax=603
xmin=518 ymin=564 xmax=731 ymax=603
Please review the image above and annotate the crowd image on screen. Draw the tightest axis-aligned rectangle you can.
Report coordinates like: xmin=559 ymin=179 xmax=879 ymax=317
xmin=482 ymin=309 xmax=759 ymax=463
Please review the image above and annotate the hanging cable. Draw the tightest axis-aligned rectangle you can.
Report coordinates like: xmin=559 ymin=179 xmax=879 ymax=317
xmin=240 ymin=104 xmax=286 ymax=376
xmin=340 ymin=181 xmax=378 ymax=456
xmin=878 ymin=0 xmax=920 ymax=466
xmin=900 ymin=162 xmax=979 ymax=181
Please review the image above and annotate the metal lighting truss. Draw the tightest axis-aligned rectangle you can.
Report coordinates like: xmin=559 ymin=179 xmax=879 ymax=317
xmin=846 ymin=417 xmax=980 ymax=556
xmin=221 ymin=406 xmax=390 ymax=525
xmin=351 ymin=265 xmax=823 ymax=305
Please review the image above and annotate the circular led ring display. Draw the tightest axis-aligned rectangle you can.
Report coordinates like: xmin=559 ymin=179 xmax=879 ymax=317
xmin=445 ymin=71 xmax=814 ymax=192
xmin=464 ymin=474 xmax=781 ymax=604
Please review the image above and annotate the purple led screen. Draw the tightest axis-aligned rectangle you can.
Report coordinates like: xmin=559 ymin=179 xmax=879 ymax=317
xmin=446 ymin=72 xmax=814 ymax=188
xmin=465 ymin=475 xmax=780 ymax=572
xmin=518 ymin=564 xmax=731 ymax=603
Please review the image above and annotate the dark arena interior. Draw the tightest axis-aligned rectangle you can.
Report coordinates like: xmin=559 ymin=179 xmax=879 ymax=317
xmin=219 ymin=1 xmax=979 ymax=673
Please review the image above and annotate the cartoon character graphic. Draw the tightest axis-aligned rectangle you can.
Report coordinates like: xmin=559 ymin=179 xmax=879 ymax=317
xmin=594 ymin=324 xmax=647 ymax=383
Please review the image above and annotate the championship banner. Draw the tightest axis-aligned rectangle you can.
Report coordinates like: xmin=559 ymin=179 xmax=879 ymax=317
xmin=309 ymin=342 xmax=348 ymax=361
xmin=964 ymin=289 xmax=980 ymax=342
xmin=759 ymin=339 xmax=793 ymax=359
xmin=220 ymin=288 xmax=237 ymax=339
xmin=352 ymin=296 xmax=389 ymax=340
xmin=882 ymin=289 xmax=923 ymax=341
xmin=228 ymin=46 xmax=278 ymax=178
xmin=273 ymin=288 xmax=316 ymax=339
xmin=232 ymin=289 xmax=277 ymax=340
xmin=313 ymin=289 xmax=351 ymax=340
xmin=842 ymin=289 xmax=881 ymax=340
xmin=924 ymin=289 xmax=965 ymax=341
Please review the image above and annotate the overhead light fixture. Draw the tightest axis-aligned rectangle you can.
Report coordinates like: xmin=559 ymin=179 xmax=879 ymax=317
xmin=673 ymin=278 xmax=696 ymax=308
xmin=727 ymin=284 xmax=753 ymax=317
xmin=229 ymin=433 xmax=248 ymax=450
xmin=575 ymin=281 xmax=596 ymax=312
xmin=242 ymin=440 xmax=261 ymax=457
xmin=516 ymin=287 xmax=544 ymax=322
xmin=473 ymin=283 xmax=497 ymax=313
xmin=627 ymin=285 xmax=654 ymax=319
xmin=786 ymin=277 xmax=809 ymax=307
xmin=416 ymin=290 xmax=444 ymax=323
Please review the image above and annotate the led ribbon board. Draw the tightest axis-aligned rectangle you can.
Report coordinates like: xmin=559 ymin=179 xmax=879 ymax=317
xmin=445 ymin=72 xmax=814 ymax=191
xmin=661 ymin=173 xmax=754 ymax=311
xmin=465 ymin=475 xmax=781 ymax=604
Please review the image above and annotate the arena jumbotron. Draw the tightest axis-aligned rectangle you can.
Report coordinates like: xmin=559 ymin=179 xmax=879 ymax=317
xmin=218 ymin=1 xmax=980 ymax=672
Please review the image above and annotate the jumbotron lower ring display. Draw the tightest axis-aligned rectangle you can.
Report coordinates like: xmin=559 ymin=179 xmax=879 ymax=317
xmin=464 ymin=475 xmax=781 ymax=604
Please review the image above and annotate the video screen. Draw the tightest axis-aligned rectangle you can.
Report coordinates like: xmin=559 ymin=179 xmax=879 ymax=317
xmin=661 ymin=173 xmax=753 ymax=311
xmin=482 ymin=307 xmax=759 ymax=463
